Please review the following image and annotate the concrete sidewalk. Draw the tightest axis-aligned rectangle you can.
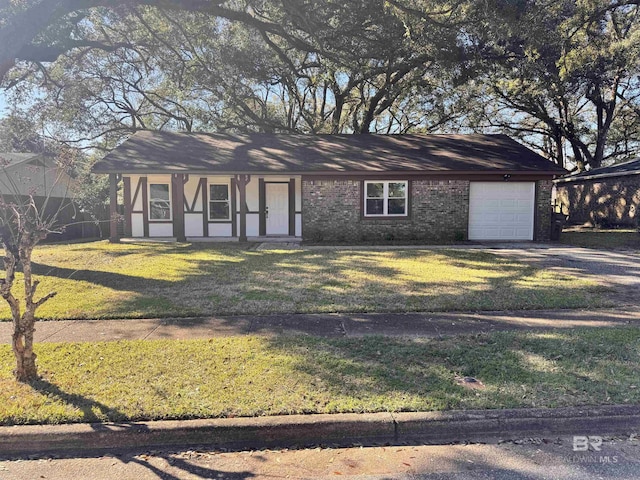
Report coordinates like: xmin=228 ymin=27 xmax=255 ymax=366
xmin=3 ymin=309 xmax=640 ymax=457
xmin=1 ymin=307 xmax=640 ymax=344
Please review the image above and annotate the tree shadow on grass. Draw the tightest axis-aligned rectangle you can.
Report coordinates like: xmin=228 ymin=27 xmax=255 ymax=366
xmin=29 ymin=378 xmax=128 ymax=426
xmin=23 ymin=381 xmax=255 ymax=477
xmin=266 ymin=327 xmax=640 ymax=412
xmin=30 ymin=262 xmax=175 ymax=291
xmin=19 ymin=245 xmax=612 ymax=320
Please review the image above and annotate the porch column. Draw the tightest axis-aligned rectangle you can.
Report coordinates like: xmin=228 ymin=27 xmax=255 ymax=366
xmin=108 ymin=173 xmax=120 ymax=243
xmin=172 ymin=173 xmax=187 ymax=242
xmin=235 ymin=174 xmax=251 ymax=242
xmin=123 ymin=176 xmax=132 ymax=237
xmin=288 ymin=178 xmax=296 ymax=236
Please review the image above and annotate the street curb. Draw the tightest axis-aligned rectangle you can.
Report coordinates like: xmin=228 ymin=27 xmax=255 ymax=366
xmin=1 ymin=405 xmax=639 ymax=456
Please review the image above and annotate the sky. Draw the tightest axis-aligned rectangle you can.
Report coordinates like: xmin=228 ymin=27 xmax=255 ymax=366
xmin=0 ymin=90 xmax=6 ymax=117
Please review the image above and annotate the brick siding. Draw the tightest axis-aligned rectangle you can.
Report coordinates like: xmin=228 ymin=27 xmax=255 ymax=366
xmin=535 ymin=180 xmax=553 ymax=241
xmin=302 ymin=179 xmax=469 ymax=242
xmin=303 ymin=179 xmax=554 ymax=242
xmin=555 ymin=176 xmax=640 ymax=227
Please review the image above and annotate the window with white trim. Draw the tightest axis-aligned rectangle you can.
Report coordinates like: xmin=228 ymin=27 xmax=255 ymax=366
xmin=364 ymin=181 xmax=408 ymax=217
xmin=149 ymin=183 xmax=171 ymax=220
xmin=209 ymin=184 xmax=230 ymax=220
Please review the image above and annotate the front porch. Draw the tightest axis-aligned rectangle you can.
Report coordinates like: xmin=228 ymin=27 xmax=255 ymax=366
xmin=118 ymin=236 xmax=302 ymax=243
xmin=109 ymin=172 xmax=303 ymax=242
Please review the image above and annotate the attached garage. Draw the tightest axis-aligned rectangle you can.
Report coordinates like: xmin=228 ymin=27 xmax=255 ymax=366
xmin=468 ymin=182 xmax=536 ymax=241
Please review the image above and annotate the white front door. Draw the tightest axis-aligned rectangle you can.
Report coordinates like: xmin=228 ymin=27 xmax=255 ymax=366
xmin=266 ymin=183 xmax=289 ymax=235
xmin=468 ymin=182 xmax=535 ymax=240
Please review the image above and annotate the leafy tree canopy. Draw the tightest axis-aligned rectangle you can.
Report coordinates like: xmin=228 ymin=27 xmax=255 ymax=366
xmin=1 ymin=0 xmax=639 ymax=171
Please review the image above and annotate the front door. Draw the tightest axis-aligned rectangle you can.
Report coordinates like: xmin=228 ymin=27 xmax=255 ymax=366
xmin=265 ymin=183 xmax=289 ymax=235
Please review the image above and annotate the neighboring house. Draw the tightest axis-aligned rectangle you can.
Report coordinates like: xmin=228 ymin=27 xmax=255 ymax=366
xmin=554 ymin=158 xmax=640 ymax=227
xmin=0 ymin=152 xmax=72 ymax=198
xmin=92 ymin=131 xmax=566 ymax=243
xmin=0 ymin=152 xmax=100 ymax=240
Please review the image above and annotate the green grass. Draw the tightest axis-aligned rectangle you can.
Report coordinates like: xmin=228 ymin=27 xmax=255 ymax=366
xmin=560 ymin=227 xmax=640 ymax=249
xmin=0 ymin=241 xmax=610 ymax=320
xmin=1 ymin=327 xmax=640 ymax=425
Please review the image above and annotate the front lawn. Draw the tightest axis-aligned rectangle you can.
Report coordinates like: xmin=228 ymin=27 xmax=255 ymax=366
xmin=0 ymin=241 xmax=609 ymax=320
xmin=1 ymin=327 xmax=639 ymax=424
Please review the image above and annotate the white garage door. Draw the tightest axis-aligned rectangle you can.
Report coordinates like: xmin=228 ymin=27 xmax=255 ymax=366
xmin=468 ymin=182 xmax=535 ymax=241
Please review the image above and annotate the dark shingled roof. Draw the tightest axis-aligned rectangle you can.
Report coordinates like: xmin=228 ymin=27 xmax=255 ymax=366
xmin=555 ymin=158 xmax=640 ymax=183
xmin=92 ymin=130 xmax=565 ymax=176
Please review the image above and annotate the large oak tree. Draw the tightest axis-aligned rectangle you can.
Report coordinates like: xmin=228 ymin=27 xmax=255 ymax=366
xmin=3 ymin=1 xmax=640 ymax=170
xmin=458 ymin=0 xmax=640 ymax=170
xmin=3 ymin=1 xmax=468 ymax=145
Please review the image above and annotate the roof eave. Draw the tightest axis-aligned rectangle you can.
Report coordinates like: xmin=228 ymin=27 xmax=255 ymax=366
xmin=554 ymin=169 xmax=640 ymax=183
xmin=91 ymin=167 xmax=565 ymax=177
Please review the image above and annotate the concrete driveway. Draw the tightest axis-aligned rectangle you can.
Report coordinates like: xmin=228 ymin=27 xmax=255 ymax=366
xmin=482 ymin=245 xmax=640 ymax=305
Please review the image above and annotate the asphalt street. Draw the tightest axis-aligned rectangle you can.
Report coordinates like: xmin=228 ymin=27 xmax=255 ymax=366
xmin=1 ymin=436 xmax=639 ymax=479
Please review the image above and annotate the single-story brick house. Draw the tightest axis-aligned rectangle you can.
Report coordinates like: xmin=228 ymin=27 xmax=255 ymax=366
xmin=554 ymin=158 xmax=640 ymax=227
xmin=92 ymin=131 xmax=566 ymax=243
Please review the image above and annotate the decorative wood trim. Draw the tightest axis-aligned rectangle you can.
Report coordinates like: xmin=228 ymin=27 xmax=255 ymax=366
xmin=141 ymin=177 xmax=149 ymax=237
xmin=109 ymin=173 xmax=119 ymax=242
xmin=288 ymin=178 xmax=295 ymax=236
xmin=185 ymin=178 xmax=204 ymax=213
xmin=259 ymin=178 xmax=266 ymax=236
xmin=123 ymin=176 xmax=132 ymax=237
xmin=172 ymin=174 xmax=185 ymax=242
xmin=131 ymin=176 xmax=143 ymax=211
xmin=235 ymin=174 xmax=251 ymax=241
xmin=231 ymin=178 xmax=237 ymax=238
xmin=201 ymin=177 xmax=209 ymax=237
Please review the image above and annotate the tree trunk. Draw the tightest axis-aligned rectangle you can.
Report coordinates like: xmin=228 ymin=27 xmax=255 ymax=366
xmin=0 ymin=248 xmax=37 ymax=381
xmin=569 ymin=140 xmax=586 ymax=172
xmin=3 ymin=274 xmax=38 ymax=381
xmin=15 ymin=249 xmax=43 ymax=382
xmin=550 ymin=126 xmax=564 ymax=168
xmin=12 ymin=317 xmax=38 ymax=382
xmin=331 ymin=94 xmax=345 ymax=134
